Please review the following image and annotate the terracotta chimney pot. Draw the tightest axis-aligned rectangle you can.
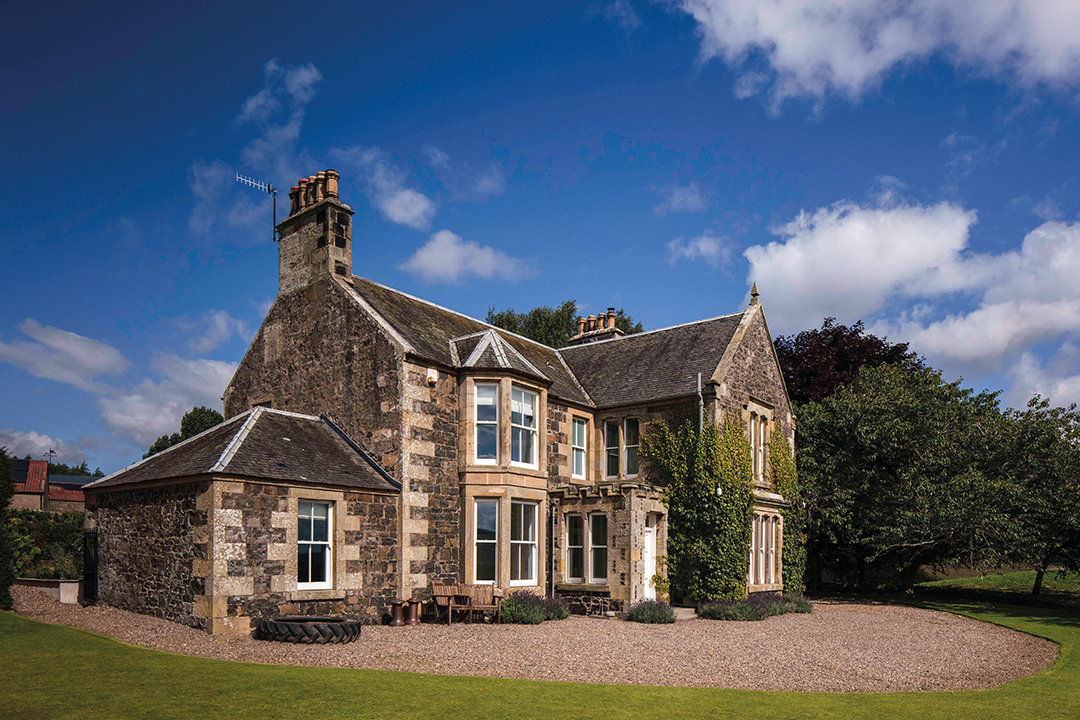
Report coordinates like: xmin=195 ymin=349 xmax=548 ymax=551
xmin=587 ymin=315 xmax=596 ymax=331
xmin=306 ymin=176 xmax=316 ymax=206
xmin=607 ymin=308 xmax=616 ymax=327
xmin=315 ymin=171 xmax=326 ymax=202
xmin=576 ymin=317 xmax=586 ymax=336
xmin=297 ymin=178 xmax=309 ymax=210
xmin=325 ymin=169 xmax=339 ymax=199
xmin=289 ymin=186 xmax=300 ymax=215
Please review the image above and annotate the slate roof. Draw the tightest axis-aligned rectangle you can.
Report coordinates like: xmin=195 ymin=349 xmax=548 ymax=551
xmin=85 ymin=408 xmax=399 ymax=493
xmin=12 ymin=459 xmax=47 ymax=494
xmin=560 ymin=313 xmax=744 ymax=408
xmin=347 ymin=276 xmax=592 ymax=406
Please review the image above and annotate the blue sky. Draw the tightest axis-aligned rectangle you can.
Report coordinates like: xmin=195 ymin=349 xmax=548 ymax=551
xmin=4 ymin=0 xmax=1080 ymax=473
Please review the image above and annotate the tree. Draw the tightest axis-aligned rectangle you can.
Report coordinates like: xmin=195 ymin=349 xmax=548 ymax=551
xmin=144 ymin=406 xmax=224 ymax=459
xmin=47 ymin=460 xmax=104 ymax=477
xmin=775 ymin=318 xmax=922 ymax=406
xmin=0 ymin=447 xmax=15 ymax=609
xmin=486 ymin=301 xmax=643 ymax=348
xmin=798 ymin=363 xmax=1012 ymax=591
xmin=1000 ymin=397 xmax=1080 ymax=595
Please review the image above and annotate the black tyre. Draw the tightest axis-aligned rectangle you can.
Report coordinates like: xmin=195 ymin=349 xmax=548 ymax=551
xmin=256 ymin=616 xmax=362 ymax=643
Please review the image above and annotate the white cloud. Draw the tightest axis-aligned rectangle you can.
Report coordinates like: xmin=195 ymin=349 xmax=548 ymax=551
xmin=654 ymin=182 xmax=711 ymax=216
xmin=399 ymin=230 xmax=538 ymax=285
xmin=237 ymin=59 xmax=323 ymax=179
xmin=424 ymin=146 xmax=507 ymax=202
xmin=0 ymin=319 xmax=129 ymax=393
xmin=745 ymin=198 xmax=977 ymax=331
xmin=605 ymin=0 xmax=642 ymax=32
xmin=667 ymin=230 xmax=737 ymax=268
xmin=0 ymin=429 xmax=87 ymax=465
xmin=187 ymin=159 xmax=233 ymax=236
xmin=331 ymin=146 xmax=438 ymax=230
xmin=1007 ymin=346 xmax=1080 ymax=409
xmin=97 ymin=355 xmax=236 ymax=447
xmin=675 ymin=1 xmax=1080 ymax=109
xmin=187 ymin=310 xmax=249 ymax=354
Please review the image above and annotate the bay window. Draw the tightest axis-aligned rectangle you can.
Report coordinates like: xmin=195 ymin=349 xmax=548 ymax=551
xmin=511 ymin=387 xmax=537 ymax=467
xmin=298 ymin=500 xmax=332 ymax=590
xmin=510 ymin=500 xmax=537 ymax=585
xmin=475 ymin=384 xmax=498 ymax=464
xmin=475 ymin=499 xmax=498 ymax=583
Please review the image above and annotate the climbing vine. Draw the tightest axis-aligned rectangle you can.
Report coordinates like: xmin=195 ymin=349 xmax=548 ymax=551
xmin=641 ymin=418 xmax=754 ymax=603
xmin=770 ymin=425 xmax=806 ymax=595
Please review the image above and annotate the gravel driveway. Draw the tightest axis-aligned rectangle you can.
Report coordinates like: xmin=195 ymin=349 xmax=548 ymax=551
xmin=11 ymin=586 xmax=1057 ymax=693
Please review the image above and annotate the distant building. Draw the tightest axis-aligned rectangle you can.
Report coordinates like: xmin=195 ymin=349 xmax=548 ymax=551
xmin=10 ymin=458 xmax=86 ymax=512
xmin=86 ymin=169 xmax=794 ymax=634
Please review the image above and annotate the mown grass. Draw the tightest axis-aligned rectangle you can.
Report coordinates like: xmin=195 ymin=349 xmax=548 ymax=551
xmin=2 ymin=599 xmax=1078 ymax=720
xmin=917 ymin=570 xmax=1080 ymax=611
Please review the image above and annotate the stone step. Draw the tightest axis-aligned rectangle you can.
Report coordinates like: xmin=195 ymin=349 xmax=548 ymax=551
xmin=672 ymin=606 xmax=697 ymax=621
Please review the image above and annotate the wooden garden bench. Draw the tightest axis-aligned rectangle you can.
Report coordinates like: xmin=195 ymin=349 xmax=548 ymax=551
xmin=431 ymin=583 xmax=502 ymax=624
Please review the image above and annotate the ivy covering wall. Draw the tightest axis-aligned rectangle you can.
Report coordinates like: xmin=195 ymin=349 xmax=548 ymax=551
xmin=642 ymin=418 xmax=753 ymax=603
xmin=770 ymin=425 xmax=806 ymax=595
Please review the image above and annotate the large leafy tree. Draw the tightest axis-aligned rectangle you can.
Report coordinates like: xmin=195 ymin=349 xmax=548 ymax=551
xmin=798 ymin=363 xmax=1012 ymax=590
xmin=1000 ymin=397 xmax=1080 ymax=595
xmin=0 ymin=447 xmax=15 ymax=609
xmin=144 ymin=406 xmax=224 ymax=458
xmin=775 ymin=318 xmax=922 ymax=406
xmin=486 ymin=301 xmax=642 ymax=348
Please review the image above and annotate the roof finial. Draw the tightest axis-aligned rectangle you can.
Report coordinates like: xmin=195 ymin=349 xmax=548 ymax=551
xmin=750 ymin=281 xmax=760 ymax=304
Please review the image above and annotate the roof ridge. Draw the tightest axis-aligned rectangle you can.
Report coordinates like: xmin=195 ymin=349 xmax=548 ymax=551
xmin=84 ymin=412 xmax=249 ymax=489
xmin=559 ymin=311 xmax=744 ymax=353
xmin=351 ymin=274 xmax=564 ymax=352
xmin=210 ymin=407 xmax=265 ymax=472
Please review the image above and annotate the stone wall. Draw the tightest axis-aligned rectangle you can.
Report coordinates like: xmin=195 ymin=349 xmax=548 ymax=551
xmin=400 ymin=360 xmax=460 ymax=596
xmin=85 ymin=482 xmax=208 ymax=630
xmin=223 ymin=276 xmax=403 ymax=476
xmin=205 ymin=480 xmax=399 ymax=632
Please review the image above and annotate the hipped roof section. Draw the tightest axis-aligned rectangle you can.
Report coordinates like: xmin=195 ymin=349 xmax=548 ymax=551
xmin=85 ymin=407 xmax=399 ymax=492
xmin=348 ymin=276 xmax=592 ymax=406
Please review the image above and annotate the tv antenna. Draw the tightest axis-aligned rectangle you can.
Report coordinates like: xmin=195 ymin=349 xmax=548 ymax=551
xmin=236 ymin=174 xmax=278 ymax=241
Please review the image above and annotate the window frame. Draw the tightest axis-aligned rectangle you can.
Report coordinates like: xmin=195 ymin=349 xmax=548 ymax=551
xmin=565 ymin=513 xmax=585 ymax=583
xmin=510 ymin=386 xmax=538 ymax=469
xmin=604 ymin=421 xmax=620 ymax=478
xmin=474 ymin=499 xmax=498 ymax=584
xmin=474 ymin=382 xmax=499 ymax=465
xmin=297 ymin=500 xmax=333 ymax=591
xmin=509 ymin=500 xmax=538 ymax=586
xmin=571 ymin=417 xmax=587 ymax=479
xmin=589 ymin=513 xmax=608 ymax=583
xmin=624 ymin=418 xmax=640 ymax=478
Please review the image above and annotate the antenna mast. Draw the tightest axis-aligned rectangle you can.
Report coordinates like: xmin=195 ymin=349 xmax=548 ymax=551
xmin=236 ymin=174 xmax=278 ymax=242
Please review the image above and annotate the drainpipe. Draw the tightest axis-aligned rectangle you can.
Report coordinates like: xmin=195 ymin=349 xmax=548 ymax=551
xmin=697 ymin=373 xmax=703 ymax=432
xmin=550 ymin=503 xmax=556 ymax=597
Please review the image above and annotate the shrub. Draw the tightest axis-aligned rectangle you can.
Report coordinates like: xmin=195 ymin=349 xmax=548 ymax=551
xmin=624 ymin=599 xmax=676 ymax=624
xmin=543 ymin=594 xmax=570 ymax=621
xmin=8 ymin=510 xmax=84 ymax=579
xmin=698 ymin=592 xmax=812 ymax=621
xmin=500 ymin=591 xmax=546 ymax=624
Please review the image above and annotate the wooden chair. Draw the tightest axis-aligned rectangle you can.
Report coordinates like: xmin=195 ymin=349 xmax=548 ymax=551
xmin=431 ymin=583 xmax=469 ymax=625
xmin=461 ymin=584 xmax=501 ymax=624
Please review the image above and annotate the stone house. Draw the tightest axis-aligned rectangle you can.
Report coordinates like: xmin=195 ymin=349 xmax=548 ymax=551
xmin=10 ymin=458 xmax=86 ymax=512
xmin=86 ymin=168 xmax=794 ymax=633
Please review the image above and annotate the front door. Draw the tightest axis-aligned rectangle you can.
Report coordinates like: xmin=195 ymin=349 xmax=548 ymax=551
xmin=642 ymin=515 xmax=657 ymax=600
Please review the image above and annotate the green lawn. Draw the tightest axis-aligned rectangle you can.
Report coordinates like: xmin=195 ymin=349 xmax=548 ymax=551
xmin=917 ymin=570 xmax=1080 ymax=611
xmin=2 ymin=600 xmax=1078 ymax=720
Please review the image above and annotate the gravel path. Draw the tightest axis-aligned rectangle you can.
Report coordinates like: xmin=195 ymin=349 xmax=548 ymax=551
xmin=11 ymin=586 xmax=1057 ymax=692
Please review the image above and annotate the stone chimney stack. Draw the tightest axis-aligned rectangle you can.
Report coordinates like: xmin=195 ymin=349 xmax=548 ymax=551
xmin=567 ymin=305 xmax=627 ymax=346
xmin=276 ymin=169 xmax=353 ymax=295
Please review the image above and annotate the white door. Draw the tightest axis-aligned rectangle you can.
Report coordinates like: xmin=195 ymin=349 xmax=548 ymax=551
xmin=643 ymin=515 xmax=657 ymax=600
